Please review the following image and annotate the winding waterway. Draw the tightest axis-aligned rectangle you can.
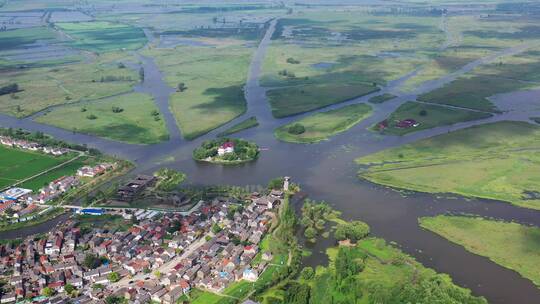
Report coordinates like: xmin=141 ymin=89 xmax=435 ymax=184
xmin=1 ymin=18 xmax=540 ymax=303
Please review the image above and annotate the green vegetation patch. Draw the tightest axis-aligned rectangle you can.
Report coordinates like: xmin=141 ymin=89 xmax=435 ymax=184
xmin=357 ymin=121 xmax=540 ymax=210
xmin=19 ymin=157 xmax=87 ymax=192
xmin=306 ymin=238 xmax=485 ymax=304
xmin=274 ymin=103 xmax=372 ymax=143
xmin=0 ymin=27 xmax=56 ymax=51
xmin=75 ymin=214 xmax=131 ymax=233
xmin=368 ymin=93 xmax=396 ymax=104
xmin=0 ymin=52 xmax=138 ymax=117
xmin=420 ymin=215 xmax=540 ymax=287
xmin=55 ymin=21 xmax=146 ymax=52
xmin=418 ymin=74 xmax=527 ymax=112
xmin=267 ymin=82 xmax=378 ymax=118
xmin=374 ymin=101 xmax=492 ymax=136
xmin=218 ymin=116 xmax=259 ymax=137
xmin=193 ymin=138 xmax=259 ymax=164
xmin=0 ymin=145 xmax=70 ymax=189
xmin=416 ymin=48 xmax=540 ymax=110
xmin=36 ymin=93 xmax=169 ymax=144
xmin=143 ymin=45 xmax=251 ymax=140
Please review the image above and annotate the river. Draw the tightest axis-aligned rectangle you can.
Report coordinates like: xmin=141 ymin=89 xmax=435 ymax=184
xmin=1 ymin=18 xmax=540 ymax=304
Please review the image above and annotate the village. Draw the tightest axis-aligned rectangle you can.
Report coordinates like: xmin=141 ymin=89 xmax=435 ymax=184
xmin=0 ymin=133 xmax=119 ymax=225
xmin=0 ymin=162 xmax=116 ymax=225
xmin=0 ymin=181 xmax=288 ymax=304
xmin=0 ymin=136 xmax=70 ymax=157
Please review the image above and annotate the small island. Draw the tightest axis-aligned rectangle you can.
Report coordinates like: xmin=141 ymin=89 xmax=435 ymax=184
xmin=193 ymin=138 xmax=259 ymax=164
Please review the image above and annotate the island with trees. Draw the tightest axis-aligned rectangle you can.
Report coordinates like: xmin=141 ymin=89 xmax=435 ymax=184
xmin=192 ymin=138 xmax=259 ymax=164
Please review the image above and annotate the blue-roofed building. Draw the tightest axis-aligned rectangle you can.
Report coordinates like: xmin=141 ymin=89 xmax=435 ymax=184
xmin=77 ymin=208 xmax=104 ymax=216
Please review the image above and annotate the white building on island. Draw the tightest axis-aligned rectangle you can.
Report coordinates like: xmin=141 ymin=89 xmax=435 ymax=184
xmin=217 ymin=142 xmax=235 ymax=156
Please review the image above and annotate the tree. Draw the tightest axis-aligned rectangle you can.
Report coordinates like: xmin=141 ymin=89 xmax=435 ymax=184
xmin=86 ymin=114 xmax=97 ymax=120
xmin=83 ymin=254 xmax=101 ymax=269
xmin=212 ymin=223 xmax=222 ymax=234
xmin=92 ymin=283 xmax=105 ymax=290
xmin=300 ymin=266 xmax=314 ymax=280
xmin=177 ymin=82 xmax=187 ymax=92
xmin=304 ymin=227 xmax=317 ymax=240
xmin=64 ymin=284 xmax=76 ymax=296
xmin=283 ymin=281 xmax=311 ymax=304
xmin=112 ymin=106 xmax=124 ymax=113
xmin=154 ymin=168 xmax=186 ymax=192
xmin=0 ymin=83 xmax=19 ymax=96
xmin=335 ymin=247 xmax=364 ymax=283
xmin=419 ymin=109 xmax=427 ymax=116
xmin=108 ymin=272 xmax=120 ymax=283
xmin=288 ymin=123 xmax=305 ymax=135
xmin=42 ymin=287 xmax=55 ymax=297
xmin=335 ymin=221 xmax=370 ymax=242
xmin=105 ymin=295 xmax=126 ymax=304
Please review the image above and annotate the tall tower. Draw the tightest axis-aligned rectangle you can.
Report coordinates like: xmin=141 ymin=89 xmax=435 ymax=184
xmin=283 ymin=176 xmax=290 ymax=191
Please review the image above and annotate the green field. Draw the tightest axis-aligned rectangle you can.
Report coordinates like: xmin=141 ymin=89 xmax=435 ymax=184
xmin=274 ymin=103 xmax=372 ymax=143
xmin=375 ymin=101 xmax=492 ymax=135
xmin=418 ymin=49 xmax=540 ymax=112
xmin=19 ymin=158 xmax=87 ymax=191
xmin=368 ymin=93 xmax=396 ymax=104
xmin=357 ymin=121 xmax=540 ymax=210
xmin=217 ymin=116 xmax=259 ymax=137
xmin=0 ymin=145 xmax=71 ymax=189
xmin=0 ymin=52 xmax=138 ymax=117
xmin=143 ymin=44 xmax=251 ymax=140
xmin=55 ymin=21 xmax=147 ymax=52
xmin=267 ymin=83 xmax=378 ymax=118
xmin=418 ymin=74 xmax=526 ymax=112
xmin=420 ymin=216 xmax=540 ymax=287
xmin=0 ymin=27 xmax=56 ymax=51
xmin=401 ymin=47 xmax=494 ymax=92
xmin=36 ymin=93 xmax=169 ymax=144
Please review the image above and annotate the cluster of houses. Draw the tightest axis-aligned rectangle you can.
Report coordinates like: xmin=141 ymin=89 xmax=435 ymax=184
xmin=0 ymin=163 xmax=115 ymax=220
xmin=0 ymin=136 xmax=69 ymax=156
xmin=0 ymin=190 xmax=284 ymax=304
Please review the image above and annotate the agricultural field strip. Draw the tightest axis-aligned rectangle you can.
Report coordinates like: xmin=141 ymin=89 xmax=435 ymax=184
xmin=3 ymin=151 xmax=84 ymax=191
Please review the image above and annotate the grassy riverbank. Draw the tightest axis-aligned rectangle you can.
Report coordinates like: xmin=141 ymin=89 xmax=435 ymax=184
xmin=218 ymin=117 xmax=259 ymax=137
xmin=420 ymin=215 xmax=540 ymax=287
xmin=0 ymin=208 xmax=65 ymax=232
xmin=368 ymin=93 xmax=396 ymax=104
xmin=357 ymin=121 xmax=540 ymax=210
xmin=274 ymin=103 xmax=372 ymax=143
xmin=374 ymin=101 xmax=492 ymax=135
xmin=267 ymin=83 xmax=378 ymax=118
xmin=36 ymin=93 xmax=169 ymax=144
xmin=299 ymin=238 xmax=486 ymax=304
